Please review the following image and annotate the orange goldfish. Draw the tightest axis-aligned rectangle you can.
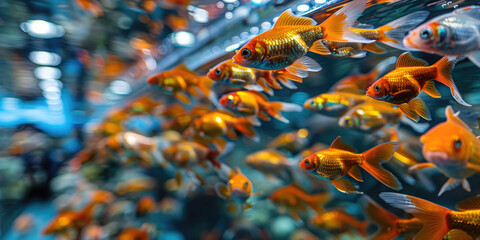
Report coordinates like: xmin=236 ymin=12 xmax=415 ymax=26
xmin=215 ymin=167 xmax=260 ymax=215
xmin=147 ymin=64 xmax=214 ymax=104
xmin=338 ymin=101 xmax=403 ymax=133
xmin=330 ymin=56 xmax=396 ymax=94
xmin=125 ymin=97 xmax=159 ymax=115
xmin=43 ymin=203 xmax=96 ymax=235
xmin=361 ymin=195 xmax=423 ymax=240
xmin=207 ymin=59 xmax=302 ymax=95
xmin=75 ymin=0 xmax=103 ymax=16
xmin=90 ymin=190 xmax=114 ymax=204
xmin=270 ymin=185 xmax=330 ymax=220
xmin=320 ymin=40 xmax=383 ymax=58
xmin=404 ymin=6 xmax=480 ymax=68
xmin=411 ymin=106 xmax=480 ymax=196
xmin=267 ymin=128 xmax=310 ymax=153
xmin=164 ymin=105 xmax=211 ymax=133
xmin=219 ymin=91 xmax=302 ymax=123
xmin=191 ymin=110 xmax=258 ymax=150
xmin=380 ymin=193 xmax=480 ymax=240
xmin=299 ymin=136 xmax=401 ymax=194
xmin=117 ymin=228 xmax=150 ymax=240
xmin=233 ymin=0 xmax=372 ymax=73
xmin=345 ymin=11 xmax=429 ymax=51
xmin=245 ymin=149 xmax=293 ymax=181
xmin=136 ymin=196 xmax=157 ymax=215
xmin=310 ymin=210 xmax=368 ymax=237
xmin=366 ymin=52 xmax=470 ymax=121
xmin=304 ymin=92 xmax=370 ymax=117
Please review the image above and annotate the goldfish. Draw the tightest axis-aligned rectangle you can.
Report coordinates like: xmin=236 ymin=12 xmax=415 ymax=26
xmin=219 ymin=91 xmax=302 ymax=123
xmin=346 ymin=11 xmax=429 ymax=51
xmin=299 ymin=136 xmax=401 ymax=194
xmin=338 ymin=101 xmax=402 ymax=133
xmin=191 ymin=110 xmax=258 ymax=150
xmin=319 ymin=41 xmax=381 ymax=58
xmin=267 ymin=128 xmax=310 ymax=153
xmin=330 ymin=56 xmax=396 ymax=94
xmin=162 ymin=140 xmax=220 ymax=185
xmin=404 ymin=6 xmax=480 ymax=68
xmin=270 ymin=185 xmax=330 ymax=220
xmin=245 ymin=149 xmax=293 ymax=181
xmin=115 ymin=178 xmax=156 ymax=195
xmin=366 ymin=52 xmax=470 ymax=121
xmin=410 ymin=106 xmax=480 ymax=196
xmin=207 ymin=59 xmax=302 ymax=95
xmin=215 ymin=167 xmax=260 ymax=215
xmin=125 ymin=97 xmax=160 ymax=115
xmin=117 ymin=228 xmax=150 ymax=240
xmin=163 ymin=104 xmax=211 ymax=133
xmin=233 ymin=0 xmax=372 ymax=74
xmin=147 ymin=64 xmax=214 ymax=104
xmin=136 ymin=196 xmax=157 ymax=215
xmin=43 ymin=203 xmax=95 ymax=235
xmin=309 ymin=210 xmax=368 ymax=237
xmin=304 ymin=92 xmax=370 ymax=117
xmin=75 ymin=0 xmax=103 ymax=16
xmin=90 ymin=189 xmax=114 ymax=204
xmin=380 ymin=193 xmax=480 ymax=240
xmin=361 ymin=195 xmax=423 ymax=240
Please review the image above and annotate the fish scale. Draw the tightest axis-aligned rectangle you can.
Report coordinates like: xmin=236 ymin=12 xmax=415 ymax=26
xmin=449 ymin=210 xmax=480 ymax=237
xmin=314 ymin=150 xmax=363 ymax=179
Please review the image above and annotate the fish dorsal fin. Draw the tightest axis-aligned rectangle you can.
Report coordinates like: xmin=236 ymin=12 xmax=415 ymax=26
xmin=329 ymin=136 xmax=356 ymax=152
xmin=396 ymin=52 xmax=428 ymax=68
xmin=445 ymin=106 xmax=470 ymax=129
xmin=274 ymin=9 xmax=316 ymax=28
xmin=456 ymin=196 xmax=480 ymax=211
xmin=175 ymin=63 xmax=196 ymax=74
xmin=454 ymin=6 xmax=480 ymax=19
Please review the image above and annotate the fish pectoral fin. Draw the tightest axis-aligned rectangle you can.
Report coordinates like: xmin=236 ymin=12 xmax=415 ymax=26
xmin=186 ymin=86 xmax=200 ymax=97
xmin=287 ymin=56 xmax=322 ymax=77
xmin=456 ymin=196 xmax=480 ymax=211
xmin=466 ymin=162 xmax=480 ymax=173
xmin=407 ymin=98 xmax=431 ymax=120
xmin=395 ymin=52 xmax=428 ymax=68
xmin=408 ymin=162 xmax=436 ymax=171
xmin=309 ymin=40 xmax=331 ymax=55
xmin=214 ymin=183 xmax=230 ymax=200
xmin=347 ymin=166 xmax=363 ymax=182
xmin=462 ymin=178 xmax=471 ymax=192
xmin=362 ymin=42 xmax=386 ymax=54
xmin=173 ymin=92 xmax=191 ymax=104
xmin=243 ymin=203 xmax=253 ymax=210
xmin=445 ymin=229 xmax=475 ymax=240
xmin=422 ymin=80 xmax=441 ymax=98
xmin=438 ymin=178 xmax=462 ymax=196
xmin=258 ymin=111 xmax=271 ymax=121
xmin=399 ymin=103 xmax=420 ymax=122
xmin=330 ymin=179 xmax=362 ymax=194
xmin=212 ymin=137 xmax=228 ymax=150
xmin=226 ymin=202 xmax=241 ymax=216
xmin=243 ymin=84 xmax=263 ymax=92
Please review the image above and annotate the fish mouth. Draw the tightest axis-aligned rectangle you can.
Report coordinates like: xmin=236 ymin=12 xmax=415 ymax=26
xmin=423 ymin=151 xmax=455 ymax=167
xmin=230 ymin=187 xmax=248 ymax=199
xmin=232 ymin=55 xmax=245 ymax=65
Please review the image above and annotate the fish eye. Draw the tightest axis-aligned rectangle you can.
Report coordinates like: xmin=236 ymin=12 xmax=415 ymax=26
xmin=454 ymin=138 xmax=462 ymax=150
xmin=374 ymin=85 xmax=381 ymax=92
xmin=420 ymin=27 xmax=433 ymax=40
xmin=244 ymin=182 xmax=248 ymax=188
xmin=304 ymin=160 xmax=310 ymax=166
xmin=241 ymin=48 xmax=252 ymax=59
xmin=227 ymin=98 xmax=233 ymax=104
xmin=215 ymin=68 xmax=221 ymax=75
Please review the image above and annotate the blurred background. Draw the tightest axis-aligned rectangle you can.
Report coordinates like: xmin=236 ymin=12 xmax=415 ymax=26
xmin=0 ymin=0 xmax=479 ymax=239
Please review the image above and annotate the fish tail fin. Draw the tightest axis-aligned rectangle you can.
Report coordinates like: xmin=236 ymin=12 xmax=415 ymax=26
xmin=306 ymin=192 xmax=331 ymax=214
xmin=78 ymin=202 xmax=96 ymax=223
xmin=360 ymin=142 xmax=402 ymax=190
xmin=256 ymin=78 xmax=274 ymax=96
xmin=379 ymin=192 xmax=451 ymax=240
xmin=197 ymin=76 xmax=218 ymax=103
xmin=266 ymin=102 xmax=302 ymax=123
xmin=235 ymin=118 xmax=258 ymax=139
xmin=319 ymin=0 xmax=373 ymax=43
xmin=433 ymin=56 xmax=471 ymax=106
xmin=377 ymin=11 xmax=429 ymax=49
xmin=361 ymin=195 xmax=400 ymax=240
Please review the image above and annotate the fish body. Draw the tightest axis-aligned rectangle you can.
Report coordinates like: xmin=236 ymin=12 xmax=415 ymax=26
xmin=339 ymin=101 xmax=402 ymax=133
xmin=366 ymin=52 xmax=469 ymax=121
xmin=404 ymin=6 xmax=480 ymax=67
xmin=416 ymin=106 xmax=480 ymax=195
xmin=270 ymin=185 xmax=330 ymax=220
xmin=267 ymin=128 xmax=310 ymax=153
xmin=117 ymin=228 xmax=150 ymax=240
xmin=310 ymin=210 xmax=367 ymax=237
xmin=207 ymin=59 xmax=302 ymax=95
xmin=380 ymin=193 xmax=480 ymax=240
xmin=245 ymin=149 xmax=293 ymax=181
xmin=43 ymin=203 xmax=95 ymax=235
xmin=162 ymin=140 xmax=220 ymax=169
xmin=304 ymin=92 xmax=370 ymax=117
xmin=219 ymin=91 xmax=302 ymax=123
xmin=136 ymin=196 xmax=156 ymax=215
xmin=233 ymin=0 xmax=371 ymax=73
xmin=299 ymin=136 xmax=401 ymax=193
